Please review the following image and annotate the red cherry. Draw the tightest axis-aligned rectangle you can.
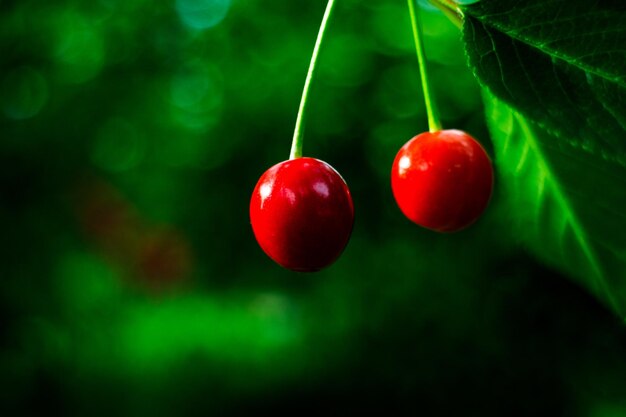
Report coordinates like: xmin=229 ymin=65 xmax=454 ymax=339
xmin=391 ymin=129 xmax=493 ymax=232
xmin=250 ymin=157 xmax=354 ymax=272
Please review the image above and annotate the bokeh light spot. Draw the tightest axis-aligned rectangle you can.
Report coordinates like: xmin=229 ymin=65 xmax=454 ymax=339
xmin=175 ymin=0 xmax=231 ymax=30
xmin=171 ymin=68 xmax=212 ymax=109
xmin=170 ymin=60 xmax=223 ymax=132
xmin=163 ymin=60 xmax=226 ymax=167
xmin=1 ymin=67 xmax=49 ymax=120
xmin=51 ymin=11 xmax=105 ymax=84
xmin=92 ymin=118 xmax=145 ymax=172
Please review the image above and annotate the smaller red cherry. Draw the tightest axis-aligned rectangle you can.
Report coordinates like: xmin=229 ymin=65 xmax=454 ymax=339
xmin=391 ymin=129 xmax=493 ymax=232
xmin=250 ymin=157 xmax=354 ymax=272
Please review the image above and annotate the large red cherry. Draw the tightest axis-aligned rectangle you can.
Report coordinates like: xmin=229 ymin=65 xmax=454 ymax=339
xmin=391 ymin=129 xmax=493 ymax=232
xmin=250 ymin=157 xmax=354 ymax=272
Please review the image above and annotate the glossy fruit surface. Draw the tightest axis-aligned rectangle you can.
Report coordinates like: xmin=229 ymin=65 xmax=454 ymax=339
xmin=250 ymin=157 xmax=354 ymax=272
xmin=391 ymin=129 xmax=493 ymax=232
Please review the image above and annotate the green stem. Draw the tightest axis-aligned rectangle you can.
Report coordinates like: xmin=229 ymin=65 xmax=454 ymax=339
xmin=290 ymin=0 xmax=336 ymax=160
xmin=408 ymin=0 xmax=442 ymax=133
xmin=428 ymin=0 xmax=463 ymax=28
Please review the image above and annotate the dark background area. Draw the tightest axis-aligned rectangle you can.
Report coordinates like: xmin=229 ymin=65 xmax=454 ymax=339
xmin=1 ymin=0 xmax=626 ymax=415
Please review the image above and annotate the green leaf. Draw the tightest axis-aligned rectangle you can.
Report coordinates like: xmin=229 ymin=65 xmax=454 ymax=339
xmin=484 ymin=94 xmax=626 ymax=318
xmin=458 ymin=0 xmax=626 ymax=316
xmin=461 ymin=0 xmax=626 ymax=167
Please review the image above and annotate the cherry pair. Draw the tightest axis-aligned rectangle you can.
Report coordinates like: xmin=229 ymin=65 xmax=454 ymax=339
xmin=249 ymin=0 xmax=493 ymax=272
xmin=250 ymin=129 xmax=493 ymax=272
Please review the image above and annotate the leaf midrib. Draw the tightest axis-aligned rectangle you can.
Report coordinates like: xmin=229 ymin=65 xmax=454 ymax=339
xmin=512 ymin=111 xmax=622 ymax=316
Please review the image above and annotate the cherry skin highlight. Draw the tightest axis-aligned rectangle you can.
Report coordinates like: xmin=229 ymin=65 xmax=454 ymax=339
xmin=250 ymin=157 xmax=354 ymax=272
xmin=391 ymin=129 xmax=493 ymax=232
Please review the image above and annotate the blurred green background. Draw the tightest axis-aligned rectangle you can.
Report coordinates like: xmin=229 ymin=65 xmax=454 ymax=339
xmin=2 ymin=0 xmax=626 ymax=415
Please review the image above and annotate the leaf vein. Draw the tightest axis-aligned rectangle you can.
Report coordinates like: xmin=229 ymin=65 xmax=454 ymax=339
xmin=472 ymin=18 xmax=626 ymax=88
xmin=514 ymin=112 xmax=621 ymax=315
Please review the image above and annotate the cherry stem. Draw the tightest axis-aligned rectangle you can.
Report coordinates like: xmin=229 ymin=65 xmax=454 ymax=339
xmin=289 ymin=0 xmax=336 ymax=160
xmin=429 ymin=0 xmax=463 ymax=28
xmin=408 ymin=0 xmax=442 ymax=133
